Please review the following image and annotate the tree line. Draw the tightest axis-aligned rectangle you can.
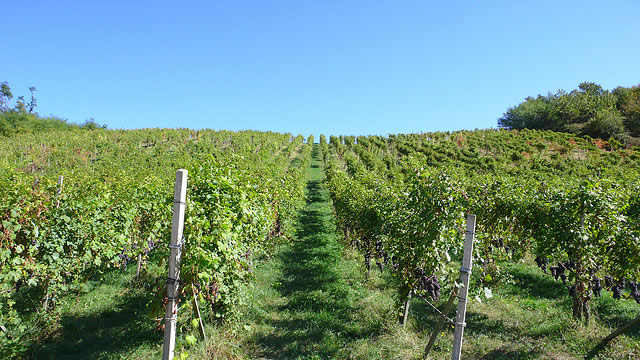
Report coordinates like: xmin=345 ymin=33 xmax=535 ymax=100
xmin=0 ymin=81 xmax=106 ymax=137
xmin=498 ymin=82 xmax=640 ymax=144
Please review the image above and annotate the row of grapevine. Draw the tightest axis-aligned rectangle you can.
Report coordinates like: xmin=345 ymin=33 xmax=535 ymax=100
xmin=0 ymin=129 xmax=312 ymax=355
xmin=321 ymin=130 xmax=640 ymax=323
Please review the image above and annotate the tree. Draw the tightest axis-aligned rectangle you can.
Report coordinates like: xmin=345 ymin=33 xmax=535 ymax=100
xmin=578 ymin=82 xmax=605 ymax=96
xmin=1 ymin=82 xmax=13 ymax=112
xmin=15 ymin=96 xmax=26 ymax=113
xmin=28 ymin=87 xmax=37 ymax=113
xmin=498 ymin=95 xmax=555 ymax=130
xmin=498 ymin=82 xmax=634 ymax=141
xmin=582 ymin=109 xmax=625 ymax=139
xmin=81 ymin=117 xmax=107 ymax=130
xmin=619 ymin=85 xmax=640 ymax=136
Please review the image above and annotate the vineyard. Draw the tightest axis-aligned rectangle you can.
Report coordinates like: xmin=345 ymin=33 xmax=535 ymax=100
xmin=321 ymin=130 xmax=640 ymax=358
xmin=0 ymin=129 xmax=311 ymax=358
xmin=0 ymin=128 xmax=639 ymax=359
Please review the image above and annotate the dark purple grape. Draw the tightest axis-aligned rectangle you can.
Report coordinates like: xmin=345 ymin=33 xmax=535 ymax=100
xmin=612 ymin=286 xmax=623 ymax=300
xmin=619 ymin=278 xmax=627 ymax=289
xmin=604 ymin=275 xmax=613 ymax=288
xmin=364 ymin=252 xmax=371 ymax=272
xmin=591 ymin=277 xmax=602 ymax=297
xmin=535 ymin=256 xmax=548 ymax=273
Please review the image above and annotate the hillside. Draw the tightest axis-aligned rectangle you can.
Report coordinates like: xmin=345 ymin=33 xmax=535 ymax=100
xmin=0 ymin=128 xmax=638 ymax=360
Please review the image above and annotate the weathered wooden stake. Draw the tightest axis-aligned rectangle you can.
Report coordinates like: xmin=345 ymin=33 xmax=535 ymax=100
xmin=192 ymin=288 xmax=207 ymax=341
xmin=451 ymin=214 xmax=476 ymax=360
xmin=136 ymin=253 xmax=142 ymax=280
xmin=56 ymin=176 xmax=63 ymax=208
xmin=586 ymin=315 xmax=640 ymax=359
xmin=162 ymin=169 xmax=188 ymax=360
xmin=402 ymin=292 xmax=412 ymax=327
xmin=424 ymin=288 xmax=458 ymax=359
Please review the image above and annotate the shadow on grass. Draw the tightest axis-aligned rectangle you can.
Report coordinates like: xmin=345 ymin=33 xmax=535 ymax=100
xmin=593 ymin=297 xmax=640 ymax=340
xmin=29 ymin=291 xmax=160 ymax=360
xmin=479 ymin=348 xmax=537 ymax=360
xmin=501 ymin=263 xmax=567 ymax=300
xmin=411 ymin=298 xmax=543 ymax=359
xmin=412 ymin=300 xmax=511 ymax=337
xmin=504 ymin=264 xmax=640 ymax=341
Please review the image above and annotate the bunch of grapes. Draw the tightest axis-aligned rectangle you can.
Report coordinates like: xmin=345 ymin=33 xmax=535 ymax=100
xmin=375 ymin=240 xmax=384 ymax=257
xmin=391 ymin=256 xmax=399 ymax=271
xmin=550 ymin=263 xmax=567 ymax=284
xmin=145 ymin=238 xmax=157 ymax=255
xmin=374 ymin=240 xmax=386 ymax=272
xmin=119 ymin=248 xmax=131 ymax=269
xmin=612 ymin=284 xmax=624 ymax=300
xmin=364 ymin=251 xmax=372 ymax=273
xmin=534 ymin=256 xmax=548 ymax=273
xmin=628 ymin=281 xmax=640 ymax=304
xmin=413 ymin=268 xmax=441 ymax=301
xmin=604 ymin=275 xmax=613 ymax=288
xmin=591 ymin=276 xmax=602 ymax=297
xmin=422 ymin=275 xmax=441 ymax=301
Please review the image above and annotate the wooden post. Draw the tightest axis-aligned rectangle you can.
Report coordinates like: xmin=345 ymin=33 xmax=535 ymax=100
xmin=451 ymin=214 xmax=476 ymax=360
xmin=586 ymin=315 xmax=640 ymax=359
xmin=424 ymin=288 xmax=458 ymax=359
xmin=56 ymin=176 xmax=63 ymax=208
xmin=192 ymin=288 xmax=207 ymax=341
xmin=136 ymin=253 xmax=143 ymax=280
xmin=402 ymin=292 xmax=412 ymax=327
xmin=162 ymin=169 xmax=188 ymax=360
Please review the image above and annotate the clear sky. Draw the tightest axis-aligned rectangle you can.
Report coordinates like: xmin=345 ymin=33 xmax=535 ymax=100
xmin=2 ymin=1 xmax=639 ymax=136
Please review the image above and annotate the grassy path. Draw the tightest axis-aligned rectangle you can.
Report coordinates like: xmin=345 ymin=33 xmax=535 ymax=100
xmin=240 ymin=144 xmax=392 ymax=359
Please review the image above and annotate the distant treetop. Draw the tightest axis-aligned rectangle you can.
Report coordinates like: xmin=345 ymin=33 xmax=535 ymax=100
xmin=498 ymin=82 xmax=640 ymax=144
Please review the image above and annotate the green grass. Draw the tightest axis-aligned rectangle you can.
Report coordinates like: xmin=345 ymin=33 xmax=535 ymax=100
xmin=24 ymin=261 xmax=166 ymax=359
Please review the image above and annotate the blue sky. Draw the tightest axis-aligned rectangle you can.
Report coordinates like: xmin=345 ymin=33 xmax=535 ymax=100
xmin=2 ymin=1 xmax=639 ymax=136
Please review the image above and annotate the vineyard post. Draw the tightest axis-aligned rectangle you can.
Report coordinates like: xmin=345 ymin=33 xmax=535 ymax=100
xmin=424 ymin=288 xmax=458 ymax=359
xmin=451 ymin=214 xmax=476 ymax=360
xmin=56 ymin=175 xmax=63 ymax=208
xmin=136 ymin=253 xmax=142 ymax=280
xmin=402 ymin=292 xmax=412 ymax=327
xmin=162 ymin=169 xmax=188 ymax=360
xmin=586 ymin=315 xmax=640 ymax=359
xmin=192 ymin=288 xmax=207 ymax=341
